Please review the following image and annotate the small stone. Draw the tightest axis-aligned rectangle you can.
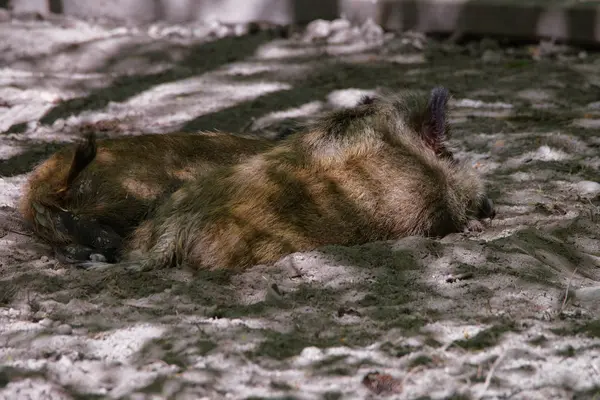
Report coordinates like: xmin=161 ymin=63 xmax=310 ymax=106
xmin=576 ymin=181 xmax=600 ymax=197
xmin=40 ymin=256 xmax=49 ymax=263
xmin=304 ymin=19 xmax=331 ymax=41
xmin=482 ymin=49 xmax=502 ymax=64
xmin=298 ymin=346 xmax=323 ymax=362
xmin=52 ymin=119 xmax=65 ymax=130
xmin=33 ymin=311 xmax=47 ymax=320
xmin=39 ymin=318 xmax=54 ymax=327
xmin=27 ymin=121 xmax=40 ymax=131
xmin=56 ymin=324 xmax=72 ymax=335
xmin=232 ymin=23 xmax=248 ymax=37
xmin=330 ymin=18 xmax=351 ymax=32
xmin=89 ymin=253 xmax=106 ymax=262
xmin=360 ymin=18 xmax=384 ymax=42
xmin=403 ymin=337 xmax=423 ymax=348
xmin=445 ymin=363 xmax=466 ymax=375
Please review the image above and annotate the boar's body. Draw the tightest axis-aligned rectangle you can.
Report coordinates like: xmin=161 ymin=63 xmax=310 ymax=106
xmin=124 ymin=88 xmax=493 ymax=270
xmin=19 ymin=132 xmax=274 ymax=261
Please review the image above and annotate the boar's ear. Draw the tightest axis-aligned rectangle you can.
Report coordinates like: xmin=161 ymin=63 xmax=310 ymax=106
xmin=58 ymin=132 xmax=97 ymax=196
xmin=420 ymin=86 xmax=451 ymax=153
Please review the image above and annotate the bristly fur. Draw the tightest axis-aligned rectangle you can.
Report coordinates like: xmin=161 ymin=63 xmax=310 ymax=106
xmin=19 ymin=132 xmax=275 ymax=259
xmin=123 ymin=87 xmax=494 ymax=271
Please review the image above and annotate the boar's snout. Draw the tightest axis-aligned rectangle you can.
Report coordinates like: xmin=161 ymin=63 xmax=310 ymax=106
xmin=476 ymin=197 xmax=496 ymax=220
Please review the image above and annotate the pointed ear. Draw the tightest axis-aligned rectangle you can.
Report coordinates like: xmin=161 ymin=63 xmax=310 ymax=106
xmin=421 ymin=86 xmax=450 ymax=153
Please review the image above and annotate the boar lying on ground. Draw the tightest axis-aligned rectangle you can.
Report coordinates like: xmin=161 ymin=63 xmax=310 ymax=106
xmin=122 ymin=87 xmax=495 ymax=271
xmin=19 ymin=132 xmax=274 ymax=262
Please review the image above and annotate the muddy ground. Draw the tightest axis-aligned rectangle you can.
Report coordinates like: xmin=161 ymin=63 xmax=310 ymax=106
xmin=0 ymin=13 xmax=599 ymax=400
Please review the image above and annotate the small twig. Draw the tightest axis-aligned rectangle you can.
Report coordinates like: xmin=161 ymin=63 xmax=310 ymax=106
xmin=4 ymin=228 xmax=33 ymax=237
xmin=560 ymin=267 xmax=578 ymax=312
xmin=478 ymin=351 xmax=507 ymax=399
xmin=446 ymin=272 xmax=474 ymax=283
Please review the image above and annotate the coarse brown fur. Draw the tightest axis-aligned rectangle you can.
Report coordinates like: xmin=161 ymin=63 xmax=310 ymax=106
xmin=19 ymin=132 xmax=275 ymax=261
xmin=123 ymin=87 xmax=495 ymax=271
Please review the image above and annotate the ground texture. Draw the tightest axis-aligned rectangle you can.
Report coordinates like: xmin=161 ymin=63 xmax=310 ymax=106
xmin=0 ymin=13 xmax=600 ymax=400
